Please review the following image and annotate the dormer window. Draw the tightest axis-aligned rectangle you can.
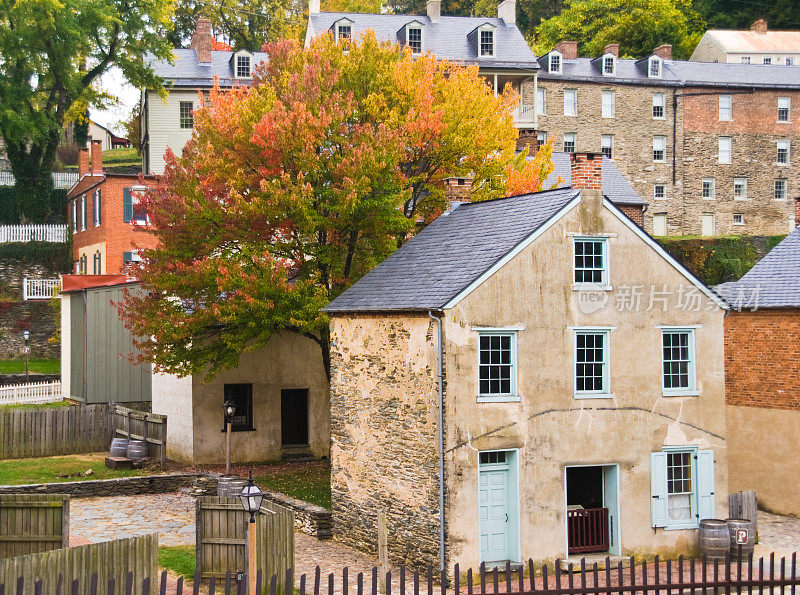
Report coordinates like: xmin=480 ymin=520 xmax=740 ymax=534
xmin=407 ymin=26 xmax=423 ymax=53
xmin=479 ymin=27 xmax=494 ymax=57
xmin=602 ymin=54 xmax=615 ymax=76
xmin=334 ymin=20 xmax=353 ymax=41
xmin=549 ymin=51 xmax=562 ymax=74
xmin=236 ymin=55 xmax=251 ymax=78
xmin=649 ymin=56 xmax=662 ymax=78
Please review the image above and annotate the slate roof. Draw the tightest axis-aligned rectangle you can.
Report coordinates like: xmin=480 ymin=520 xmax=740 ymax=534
xmin=715 ymin=226 xmax=800 ymax=310
xmin=537 ymin=56 xmax=800 ymax=90
xmin=324 ymin=187 xmax=578 ymax=313
xmin=547 ymin=153 xmax=643 ymax=205
xmin=146 ymin=49 xmax=270 ymax=88
xmin=307 ymin=13 xmax=538 ymax=70
xmin=702 ymin=30 xmax=800 ymax=53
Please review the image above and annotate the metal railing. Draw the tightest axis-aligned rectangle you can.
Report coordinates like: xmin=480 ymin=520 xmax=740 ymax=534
xmin=0 ymin=224 xmax=69 ymax=243
xmin=23 ymin=277 xmax=61 ymax=300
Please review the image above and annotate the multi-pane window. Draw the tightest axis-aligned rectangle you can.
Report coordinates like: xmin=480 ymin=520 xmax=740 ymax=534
xmin=92 ymin=189 xmax=101 ymax=227
xmin=654 ymin=184 xmax=666 ymax=200
xmin=479 ymin=451 xmax=507 ymax=465
xmin=71 ymin=200 xmax=77 ymax=233
xmin=718 ymin=137 xmax=731 ymax=163
xmin=777 ymin=139 xmax=790 ymax=164
xmin=652 ymin=449 xmax=715 ymax=529
xmin=653 ymin=136 xmax=666 ymax=162
xmin=662 ymin=329 xmax=696 ymax=394
xmin=733 ymin=213 xmax=744 ymax=225
xmin=652 ymin=93 xmax=665 ymax=119
xmin=718 ymin=95 xmax=732 ymax=121
xmin=601 ymin=90 xmax=615 ymax=118
xmin=337 ymin=24 xmax=352 ymax=40
xmin=407 ymin=27 xmax=422 ymax=53
xmin=601 ymin=134 xmax=614 ymax=159
xmin=479 ymin=29 xmax=494 ymax=57
xmin=536 ymin=88 xmax=546 ymax=115
xmin=778 ymin=97 xmax=791 ymax=122
xmin=649 ymin=57 xmax=662 ymax=78
xmin=573 ymin=238 xmax=607 ymax=285
xmin=236 ymin=55 xmax=251 ymax=78
xmin=603 ymin=56 xmax=615 ymax=75
xmin=787 ymin=58 xmax=796 ymax=66
xmin=563 ymin=132 xmax=576 ymax=153
xmin=763 ymin=57 xmax=772 ymax=65
xmin=564 ymin=89 xmax=577 ymax=116
xmin=536 ymin=131 xmax=547 ymax=148
xmin=702 ymin=178 xmax=715 ymax=199
xmin=775 ymin=179 xmax=787 ymax=200
xmin=549 ymin=52 xmax=561 ymax=73
xmin=80 ymin=194 xmax=86 ymax=231
xmin=224 ymin=384 xmax=254 ymax=431
xmin=575 ymin=331 xmax=609 ymax=395
xmin=130 ymin=188 xmax=148 ymax=225
xmin=179 ymin=101 xmax=194 ymax=129
xmin=734 ymin=178 xmax=747 ymax=200
xmin=667 ymin=451 xmax=694 ymax=522
xmin=741 ymin=56 xmax=751 ymax=64
xmin=478 ymin=333 xmax=516 ymax=398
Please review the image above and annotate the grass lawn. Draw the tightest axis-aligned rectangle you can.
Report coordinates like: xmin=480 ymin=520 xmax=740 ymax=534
xmin=0 ymin=358 xmax=60 ymax=374
xmin=254 ymin=462 xmax=331 ymax=510
xmin=159 ymin=545 xmax=196 ymax=579
xmin=0 ymin=453 xmax=146 ymax=485
xmin=102 ymin=147 xmax=140 ymax=167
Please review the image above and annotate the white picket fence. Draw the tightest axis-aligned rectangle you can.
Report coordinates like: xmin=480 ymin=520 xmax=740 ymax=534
xmin=0 ymin=381 xmax=63 ymax=406
xmin=23 ymin=277 xmax=61 ymax=300
xmin=0 ymin=224 xmax=68 ymax=243
xmin=0 ymin=170 xmax=78 ymax=189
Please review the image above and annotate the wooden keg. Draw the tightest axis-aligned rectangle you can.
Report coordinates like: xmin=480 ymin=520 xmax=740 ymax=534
xmin=726 ymin=518 xmax=756 ymax=560
xmin=699 ymin=519 xmax=730 ymax=562
xmin=126 ymin=439 xmax=148 ymax=460
xmin=109 ymin=437 xmax=129 ymax=458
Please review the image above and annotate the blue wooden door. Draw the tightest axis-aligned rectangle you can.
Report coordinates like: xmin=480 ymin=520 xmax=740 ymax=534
xmin=479 ymin=458 xmax=510 ymax=563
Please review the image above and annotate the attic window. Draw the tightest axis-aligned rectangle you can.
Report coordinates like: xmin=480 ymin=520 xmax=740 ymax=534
xmin=649 ymin=56 xmax=662 ymax=78
xmin=337 ymin=23 xmax=352 ymax=41
xmin=236 ymin=55 xmax=251 ymax=78
xmin=602 ymin=55 xmax=615 ymax=76
xmin=549 ymin=52 xmax=562 ymax=73
xmin=408 ymin=27 xmax=423 ymax=53
xmin=480 ymin=28 xmax=494 ymax=57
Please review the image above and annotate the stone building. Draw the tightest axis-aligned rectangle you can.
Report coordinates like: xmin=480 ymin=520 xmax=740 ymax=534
xmin=691 ymin=20 xmax=800 ymax=66
xmin=536 ymin=42 xmax=800 ymax=236
xmin=716 ymin=221 xmax=800 ymax=516
xmin=324 ymin=153 xmax=728 ymax=570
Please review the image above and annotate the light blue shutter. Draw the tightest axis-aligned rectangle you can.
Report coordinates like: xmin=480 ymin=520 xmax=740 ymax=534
xmin=650 ymin=451 xmax=668 ymax=528
xmin=123 ymin=188 xmax=132 ymax=222
xmin=696 ymin=450 xmax=715 ymax=522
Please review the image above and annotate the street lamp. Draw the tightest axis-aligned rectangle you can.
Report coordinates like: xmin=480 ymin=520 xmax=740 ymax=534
xmin=223 ymin=398 xmax=236 ymax=475
xmin=21 ymin=330 xmax=30 ymax=382
xmin=238 ymin=467 xmax=266 ymax=594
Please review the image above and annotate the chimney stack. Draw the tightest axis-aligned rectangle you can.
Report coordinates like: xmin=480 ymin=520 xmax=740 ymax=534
xmin=309 ymin=0 xmax=320 ymax=14
xmin=427 ymin=0 xmax=441 ymax=22
xmin=795 ymin=197 xmax=800 ymax=228
xmin=78 ymin=148 xmax=90 ymax=177
xmin=498 ymin=0 xmax=516 ymax=25
xmin=90 ymin=139 xmax=103 ymax=174
xmin=190 ymin=18 xmax=213 ymax=64
xmin=653 ymin=44 xmax=672 ymax=60
xmin=554 ymin=40 xmax=578 ymax=60
xmin=750 ymin=19 xmax=768 ymax=34
xmin=604 ymin=43 xmax=619 ymax=58
xmin=570 ymin=152 xmax=602 ymax=190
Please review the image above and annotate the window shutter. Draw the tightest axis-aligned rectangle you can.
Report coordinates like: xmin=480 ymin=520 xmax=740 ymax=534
xmin=123 ymin=188 xmax=132 ymax=222
xmin=123 ymin=251 xmax=132 ymax=263
xmin=96 ymin=189 xmax=101 ymax=225
xmin=650 ymin=451 xmax=668 ymax=528
xmin=696 ymin=450 xmax=715 ymax=521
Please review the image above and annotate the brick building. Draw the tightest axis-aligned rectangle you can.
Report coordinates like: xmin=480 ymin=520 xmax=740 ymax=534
xmin=716 ymin=223 xmax=800 ymax=515
xmin=67 ymin=140 xmax=157 ymax=274
xmin=536 ymin=42 xmax=800 ymax=236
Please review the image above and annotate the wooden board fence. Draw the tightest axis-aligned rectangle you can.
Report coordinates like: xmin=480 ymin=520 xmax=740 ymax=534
xmin=0 ymin=404 xmax=110 ymax=459
xmin=729 ymin=490 xmax=758 ymax=535
xmin=111 ymin=404 xmax=167 ymax=468
xmin=252 ymin=500 xmax=295 ymax=595
xmin=0 ymin=495 xmax=69 ymax=559
xmin=0 ymin=533 xmax=157 ymax=594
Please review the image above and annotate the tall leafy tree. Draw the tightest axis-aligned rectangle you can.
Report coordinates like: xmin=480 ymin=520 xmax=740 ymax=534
xmin=0 ymin=0 xmax=174 ymax=221
xmin=121 ymin=32 xmax=547 ymax=381
xmin=693 ymin=0 xmax=800 ymax=31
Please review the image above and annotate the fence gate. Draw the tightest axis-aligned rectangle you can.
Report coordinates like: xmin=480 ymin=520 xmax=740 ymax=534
xmin=111 ymin=404 xmax=167 ymax=468
xmin=0 ymin=494 xmax=69 ymax=559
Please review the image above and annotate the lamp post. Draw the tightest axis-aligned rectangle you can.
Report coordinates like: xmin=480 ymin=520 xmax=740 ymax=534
xmin=238 ymin=467 xmax=266 ymax=595
xmin=22 ymin=330 xmax=30 ymax=382
xmin=223 ymin=398 xmax=236 ymax=475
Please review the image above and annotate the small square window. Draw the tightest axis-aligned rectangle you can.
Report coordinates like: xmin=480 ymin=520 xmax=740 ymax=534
xmin=563 ymin=132 xmax=576 ymax=154
xmin=603 ymin=56 xmax=615 ymax=75
xmin=653 ymin=136 xmax=666 ymax=162
xmin=575 ymin=331 xmax=610 ymax=395
xmin=733 ymin=213 xmax=744 ymax=225
xmin=654 ymin=184 xmax=666 ymax=200
xmin=775 ymin=179 xmax=787 ymax=200
xmin=763 ymin=57 xmax=772 ymax=65
xmin=741 ymin=57 xmax=751 ymax=64
xmin=662 ymin=329 xmax=696 ymax=394
xmin=573 ymin=238 xmax=607 ymax=286
xmin=702 ymin=178 xmax=715 ymax=199
xmin=337 ymin=24 xmax=352 ymax=40
xmin=407 ymin=27 xmax=422 ymax=53
xmin=478 ymin=333 xmax=516 ymax=399
xmin=786 ymin=58 xmax=795 ymax=66
xmin=224 ymin=384 xmax=254 ymax=431
xmin=480 ymin=29 xmax=494 ymax=57
xmin=734 ymin=178 xmax=747 ymax=200
xmin=179 ymin=102 xmax=194 ymax=129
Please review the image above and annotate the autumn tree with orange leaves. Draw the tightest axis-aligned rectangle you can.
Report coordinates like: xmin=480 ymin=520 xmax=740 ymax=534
xmin=121 ymin=32 xmax=553 ymax=380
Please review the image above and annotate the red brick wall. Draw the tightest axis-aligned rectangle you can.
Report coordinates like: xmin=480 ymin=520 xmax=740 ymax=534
xmin=683 ymin=88 xmax=800 ymax=135
xmin=618 ymin=204 xmax=644 ymax=227
xmin=724 ymin=309 xmax=800 ymax=410
xmin=795 ymin=197 xmax=800 ymax=227
xmin=569 ymin=152 xmax=602 ymax=190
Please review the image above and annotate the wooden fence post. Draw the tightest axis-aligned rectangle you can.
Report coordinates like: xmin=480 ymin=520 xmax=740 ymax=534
xmin=160 ymin=416 xmax=167 ymax=469
xmin=378 ymin=511 xmax=388 ymax=594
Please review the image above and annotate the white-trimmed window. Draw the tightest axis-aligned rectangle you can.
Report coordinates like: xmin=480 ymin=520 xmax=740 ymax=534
xmin=734 ymin=178 xmax=747 ymax=200
xmin=80 ymin=194 xmax=86 ymax=231
xmin=602 ymin=90 xmax=615 ymax=118
xmin=763 ymin=57 xmax=772 ymax=65
xmin=479 ymin=27 xmax=494 ymax=57
xmin=602 ymin=55 xmax=615 ymax=76
xmin=477 ymin=331 xmax=517 ymax=400
xmin=71 ymin=200 xmax=77 ymax=234
xmin=718 ymin=95 xmax=732 ymax=121
xmin=563 ymin=132 xmax=576 ymax=153
xmin=777 ymin=139 xmax=790 ymax=165
xmin=702 ymin=178 xmax=715 ymax=199
xmin=336 ymin=22 xmax=352 ymax=41
xmin=718 ymin=137 xmax=731 ymax=163
xmin=564 ymin=89 xmax=577 ymax=116
xmin=653 ymin=136 xmax=666 ymax=162
xmin=407 ymin=26 xmax=423 ymax=53
xmin=661 ymin=328 xmax=696 ymax=395
xmin=648 ymin=56 xmax=662 ymax=78
xmin=601 ymin=134 xmax=614 ymax=159
xmin=574 ymin=330 xmax=610 ymax=396
xmin=651 ymin=448 xmax=715 ymax=529
xmin=787 ymin=58 xmax=796 ymax=66
xmin=573 ymin=237 xmax=608 ymax=286
xmin=123 ymin=250 xmax=143 ymax=264
xmin=653 ymin=93 xmax=665 ymax=119
xmin=741 ymin=56 xmax=750 ymax=64
xmin=654 ymin=184 xmax=666 ymax=200
xmin=536 ymin=87 xmax=546 ymax=115
xmin=549 ymin=51 xmax=562 ymax=73
xmin=92 ymin=189 xmax=101 ymax=227
xmin=536 ymin=131 xmax=547 ymax=147
xmin=775 ymin=179 xmax=787 ymax=200
xmin=236 ymin=54 xmax=251 ymax=78
xmin=179 ymin=101 xmax=194 ymax=129
xmin=778 ymin=97 xmax=791 ymax=122
xmin=733 ymin=213 xmax=744 ymax=225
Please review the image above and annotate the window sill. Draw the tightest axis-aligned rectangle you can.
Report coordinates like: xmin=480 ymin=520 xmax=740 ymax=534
xmin=477 ymin=395 xmax=522 ymax=403
xmin=574 ymin=393 xmax=614 ymax=399
xmin=220 ymin=427 xmax=257 ymax=433
xmin=663 ymin=523 xmax=699 ymax=531
xmin=573 ymin=284 xmax=612 ymax=292
xmin=662 ymin=391 xmax=699 ymax=397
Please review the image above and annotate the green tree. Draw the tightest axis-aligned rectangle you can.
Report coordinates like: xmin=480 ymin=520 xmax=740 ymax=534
xmin=693 ymin=0 xmax=800 ymax=31
xmin=534 ymin=0 xmax=705 ymax=59
xmin=73 ymin=110 xmax=89 ymax=150
xmin=0 ymin=0 xmax=174 ymax=221
xmin=119 ymin=105 xmax=142 ymax=154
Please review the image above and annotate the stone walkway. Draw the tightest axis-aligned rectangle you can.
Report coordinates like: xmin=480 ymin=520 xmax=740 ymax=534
xmin=755 ymin=510 xmax=800 ymax=564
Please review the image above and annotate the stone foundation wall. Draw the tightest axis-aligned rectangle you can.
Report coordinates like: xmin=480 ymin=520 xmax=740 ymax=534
xmin=0 ymin=473 xmax=217 ymax=497
xmin=263 ymin=490 xmax=332 ymax=539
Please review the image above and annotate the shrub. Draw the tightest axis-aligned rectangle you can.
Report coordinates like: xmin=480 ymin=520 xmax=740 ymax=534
xmin=0 ymin=242 xmax=72 ymax=274
xmin=0 ymin=187 xmax=68 ymax=224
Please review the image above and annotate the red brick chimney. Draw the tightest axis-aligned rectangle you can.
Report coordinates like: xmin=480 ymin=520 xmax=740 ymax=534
xmin=653 ymin=44 xmax=672 ymax=60
xmin=191 ymin=18 xmax=214 ymax=64
xmin=795 ymin=197 xmax=800 ymax=227
xmin=750 ymin=19 xmax=768 ymax=34
xmin=554 ymin=40 xmax=578 ymax=60
xmin=78 ymin=148 xmax=90 ymax=177
xmin=570 ymin=152 xmax=602 ymax=190
xmin=90 ymin=139 xmax=103 ymax=174
xmin=604 ymin=43 xmax=619 ymax=58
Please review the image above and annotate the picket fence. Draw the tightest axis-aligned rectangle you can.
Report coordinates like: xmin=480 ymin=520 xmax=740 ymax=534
xmin=0 ymin=381 xmax=63 ymax=406
xmin=0 ymin=225 xmax=68 ymax=243
xmin=0 ymin=171 xmax=78 ymax=189
xmin=23 ymin=278 xmax=61 ymax=301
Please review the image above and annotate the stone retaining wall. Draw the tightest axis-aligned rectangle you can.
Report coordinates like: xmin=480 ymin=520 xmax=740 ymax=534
xmin=0 ymin=473 xmax=218 ymax=498
xmin=263 ymin=490 xmax=332 ymax=539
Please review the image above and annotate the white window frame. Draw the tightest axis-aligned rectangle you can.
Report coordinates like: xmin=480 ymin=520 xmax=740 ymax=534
xmin=702 ymin=178 xmax=715 ymax=200
xmin=80 ymin=194 xmax=86 ymax=231
xmin=92 ymin=189 xmax=101 ymax=227
xmin=601 ymin=90 xmax=615 ymax=118
xmin=572 ymin=237 xmax=609 ymax=290
xmin=652 ymin=93 xmax=665 ymax=119
xmin=335 ymin=20 xmax=353 ymax=41
xmin=478 ymin=25 xmax=495 ymax=58
xmin=653 ymin=136 xmax=666 ymax=163
xmin=407 ymin=24 xmax=424 ymax=53
xmin=654 ymin=446 xmax=708 ymax=530
xmin=718 ymin=137 xmax=732 ymax=164
xmin=654 ymin=184 xmax=666 ymax=200
xmin=648 ymin=56 xmax=662 ymax=78
xmin=602 ymin=54 xmax=616 ymax=76
xmin=536 ymin=131 xmax=547 ymax=147
xmin=660 ymin=328 xmax=697 ymax=397
xmin=179 ymin=101 xmax=194 ymax=129
xmin=476 ymin=330 xmax=519 ymax=403
xmin=718 ymin=95 xmax=732 ymax=121
xmin=131 ymin=185 xmax=149 ymax=225
xmin=71 ymin=200 xmax=77 ymax=234
xmin=601 ymin=134 xmax=614 ymax=159
xmin=733 ymin=213 xmax=744 ymax=226
xmin=564 ymin=89 xmax=577 ymax=116
xmin=573 ymin=328 xmax=612 ymax=398
xmin=775 ymin=179 xmax=787 ymax=200
xmin=549 ymin=51 xmax=562 ymax=74
xmin=786 ymin=58 xmax=796 ymax=66
xmin=235 ymin=53 xmax=252 ymax=79
xmin=763 ymin=57 xmax=772 ymax=65
xmin=733 ymin=178 xmax=747 ymax=200
xmin=536 ymin=87 xmax=546 ymax=115
xmin=563 ymin=132 xmax=576 ymax=154
xmin=778 ymin=97 xmax=791 ymax=122
xmin=776 ymin=139 xmax=790 ymax=165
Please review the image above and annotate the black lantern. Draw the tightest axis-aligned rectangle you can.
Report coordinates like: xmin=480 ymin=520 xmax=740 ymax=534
xmin=223 ymin=398 xmax=236 ymax=423
xmin=237 ymin=467 xmax=266 ymax=523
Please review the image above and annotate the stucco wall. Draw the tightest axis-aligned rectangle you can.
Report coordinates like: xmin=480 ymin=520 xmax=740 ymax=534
xmin=151 ymin=371 xmax=194 ymax=462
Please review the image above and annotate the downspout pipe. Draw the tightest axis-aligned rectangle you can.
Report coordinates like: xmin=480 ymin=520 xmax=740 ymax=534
xmin=428 ymin=310 xmax=445 ymax=574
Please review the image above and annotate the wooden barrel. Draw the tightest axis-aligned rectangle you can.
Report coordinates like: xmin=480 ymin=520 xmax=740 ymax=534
xmin=699 ymin=519 xmax=730 ymax=562
xmin=217 ymin=476 xmax=247 ymax=497
xmin=109 ymin=437 xmax=129 ymax=458
xmin=726 ymin=518 xmax=756 ymax=560
xmin=126 ymin=439 xmax=148 ymax=460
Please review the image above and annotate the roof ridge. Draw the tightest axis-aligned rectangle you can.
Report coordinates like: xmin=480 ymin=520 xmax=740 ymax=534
xmin=454 ymin=187 xmax=579 ymax=209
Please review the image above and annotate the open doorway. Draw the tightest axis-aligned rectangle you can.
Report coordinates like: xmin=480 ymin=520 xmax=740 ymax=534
xmin=281 ymin=388 xmax=309 ymax=446
xmin=565 ymin=465 xmax=621 ymax=556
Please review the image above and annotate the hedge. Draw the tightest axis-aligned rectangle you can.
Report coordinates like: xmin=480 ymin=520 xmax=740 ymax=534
xmin=0 ymin=242 xmax=72 ymax=274
xmin=0 ymin=187 xmax=68 ymax=224
xmin=657 ymin=235 xmax=786 ymax=287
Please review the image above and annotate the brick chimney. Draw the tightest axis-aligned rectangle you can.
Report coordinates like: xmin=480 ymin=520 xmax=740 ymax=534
xmin=795 ymin=197 xmax=800 ymax=227
xmin=78 ymin=148 xmax=90 ymax=177
xmin=570 ymin=152 xmax=602 ymax=190
xmin=190 ymin=18 xmax=214 ymax=64
xmin=498 ymin=0 xmax=516 ymax=25
xmin=750 ymin=19 xmax=768 ymax=34
xmin=90 ymin=139 xmax=103 ymax=174
xmin=653 ymin=44 xmax=672 ymax=60
xmin=554 ymin=40 xmax=578 ymax=60
xmin=604 ymin=43 xmax=619 ymax=58
xmin=427 ymin=0 xmax=441 ymax=23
